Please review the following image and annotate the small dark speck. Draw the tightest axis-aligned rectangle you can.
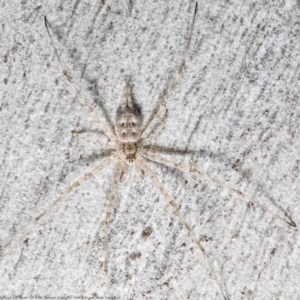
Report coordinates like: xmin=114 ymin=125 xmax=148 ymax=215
xmin=55 ymin=79 xmax=58 ymax=85
xmin=142 ymin=227 xmax=153 ymax=240
xmin=233 ymin=159 xmax=240 ymax=170
xmin=47 ymin=63 xmax=50 ymax=69
xmin=185 ymin=180 xmax=188 ymax=184
xmin=24 ymin=238 xmax=29 ymax=245
xmin=130 ymin=252 xmax=141 ymax=260
xmin=271 ymin=248 xmax=276 ymax=255
xmin=4 ymin=55 xmax=7 ymax=63
xmin=4 ymin=78 xmax=7 ymax=85
xmin=45 ymin=102 xmax=50 ymax=113
xmin=200 ymin=236 xmax=213 ymax=242
xmin=23 ymin=72 xmax=26 ymax=78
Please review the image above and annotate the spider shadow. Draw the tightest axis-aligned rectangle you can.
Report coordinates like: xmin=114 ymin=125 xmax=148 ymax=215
xmin=46 ymin=18 xmax=116 ymax=132
xmin=60 ymin=151 xmax=111 ymax=183
xmin=151 ymin=145 xmax=296 ymax=227
xmin=82 ymin=75 xmax=116 ymax=130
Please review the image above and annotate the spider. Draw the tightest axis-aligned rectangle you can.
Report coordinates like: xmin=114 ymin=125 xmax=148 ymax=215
xmin=1 ymin=2 xmax=295 ymax=299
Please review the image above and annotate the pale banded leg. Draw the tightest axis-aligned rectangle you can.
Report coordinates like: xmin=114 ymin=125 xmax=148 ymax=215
xmin=140 ymin=158 xmax=228 ymax=300
xmin=123 ymin=84 xmax=133 ymax=108
xmin=141 ymin=2 xmax=198 ymax=139
xmin=143 ymin=110 xmax=168 ymax=147
xmin=44 ymin=17 xmax=117 ymax=142
xmin=2 ymin=154 xmax=116 ymax=261
xmin=143 ymin=150 xmax=296 ymax=227
xmin=120 ymin=162 xmax=129 ymax=182
xmin=135 ymin=159 xmax=144 ymax=180
xmin=105 ymin=161 xmax=123 ymax=297
xmin=72 ymin=131 xmax=117 ymax=150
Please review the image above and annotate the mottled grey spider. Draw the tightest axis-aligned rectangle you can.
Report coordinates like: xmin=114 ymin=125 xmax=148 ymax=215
xmin=1 ymin=2 xmax=295 ymax=299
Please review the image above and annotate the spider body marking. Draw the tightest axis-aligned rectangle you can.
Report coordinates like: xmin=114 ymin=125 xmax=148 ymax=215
xmin=115 ymin=89 xmax=143 ymax=168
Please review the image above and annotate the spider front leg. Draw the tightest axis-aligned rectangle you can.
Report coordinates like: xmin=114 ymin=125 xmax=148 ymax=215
xmin=104 ymin=161 xmax=123 ymax=297
xmin=143 ymin=109 xmax=168 ymax=148
xmin=1 ymin=154 xmax=116 ymax=262
xmin=143 ymin=150 xmax=296 ymax=227
xmin=141 ymin=2 xmax=197 ymax=139
xmin=139 ymin=158 xmax=228 ymax=300
xmin=44 ymin=17 xmax=117 ymax=142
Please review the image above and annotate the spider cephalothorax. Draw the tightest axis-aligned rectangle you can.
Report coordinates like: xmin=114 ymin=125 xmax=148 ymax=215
xmin=117 ymin=141 xmax=142 ymax=165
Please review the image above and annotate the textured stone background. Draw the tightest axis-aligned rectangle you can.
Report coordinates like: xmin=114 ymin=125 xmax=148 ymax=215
xmin=1 ymin=0 xmax=300 ymax=299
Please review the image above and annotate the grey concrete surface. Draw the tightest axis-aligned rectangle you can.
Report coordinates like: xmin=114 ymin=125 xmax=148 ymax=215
xmin=1 ymin=0 xmax=300 ymax=299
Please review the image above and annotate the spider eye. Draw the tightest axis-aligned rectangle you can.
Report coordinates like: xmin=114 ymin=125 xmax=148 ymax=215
xmin=132 ymin=122 xmax=135 ymax=126
xmin=121 ymin=122 xmax=125 ymax=126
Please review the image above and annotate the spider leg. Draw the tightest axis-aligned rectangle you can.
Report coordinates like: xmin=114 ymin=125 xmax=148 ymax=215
xmin=141 ymin=2 xmax=198 ymax=139
xmin=143 ymin=110 xmax=168 ymax=147
xmin=44 ymin=16 xmax=117 ymax=142
xmin=139 ymin=158 xmax=228 ymax=300
xmin=1 ymin=154 xmax=117 ymax=262
xmin=72 ymin=131 xmax=117 ymax=150
xmin=120 ymin=162 xmax=129 ymax=182
xmin=135 ymin=159 xmax=144 ymax=180
xmin=104 ymin=161 xmax=123 ymax=297
xmin=143 ymin=150 xmax=296 ymax=227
